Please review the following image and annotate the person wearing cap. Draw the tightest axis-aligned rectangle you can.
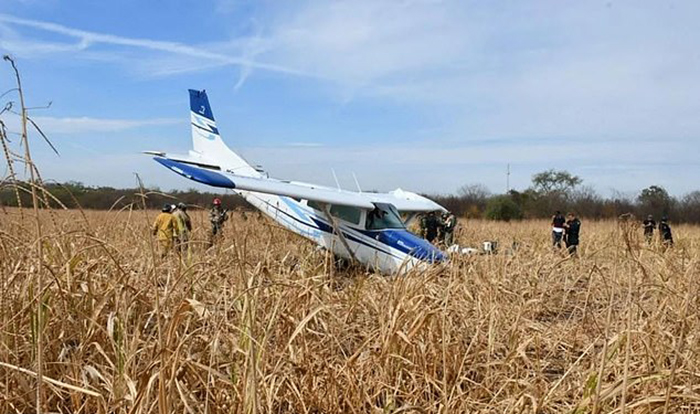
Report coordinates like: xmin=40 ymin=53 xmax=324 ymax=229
xmin=642 ymin=214 xmax=656 ymax=244
xmin=209 ymin=198 xmax=228 ymax=246
xmin=152 ymin=204 xmax=176 ymax=256
xmin=659 ymin=216 xmax=673 ymax=247
xmin=173 ymin=202 xmax=192 ymax=253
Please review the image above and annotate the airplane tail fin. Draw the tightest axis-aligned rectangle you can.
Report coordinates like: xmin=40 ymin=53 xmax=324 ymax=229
xmin=188 ymin=89 xmax=259 ymax=177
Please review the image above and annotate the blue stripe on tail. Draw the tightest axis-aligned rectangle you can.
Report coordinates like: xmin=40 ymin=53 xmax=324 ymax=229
xmin=188 ymin=89 xmax=215 ymax=121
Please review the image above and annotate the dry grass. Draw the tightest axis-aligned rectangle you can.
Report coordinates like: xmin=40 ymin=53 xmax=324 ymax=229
xmin=1 ymin=207 xmax=699 ymax=413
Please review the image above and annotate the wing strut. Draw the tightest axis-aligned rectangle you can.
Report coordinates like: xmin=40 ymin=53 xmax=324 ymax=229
xmin=322 ymin=205 xmax=358 ymax=264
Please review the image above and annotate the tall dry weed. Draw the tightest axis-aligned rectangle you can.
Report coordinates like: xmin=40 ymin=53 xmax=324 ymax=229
xmin=1 ymin=207 xmax=699 ymax=413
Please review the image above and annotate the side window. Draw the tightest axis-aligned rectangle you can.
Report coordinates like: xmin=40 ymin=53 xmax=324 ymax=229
xmin=305 ymin=200 xmax=362 ymax=225
xmin=366 ymin=204 xmax=406 ymax=230
xmin=329 ymin=204 xmax=362 ymax=225
xmin=307 ymin=200 xmax=324 ymax=211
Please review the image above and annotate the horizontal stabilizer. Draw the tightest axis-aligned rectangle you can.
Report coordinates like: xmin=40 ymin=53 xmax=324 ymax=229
xmin=143 ymin=150 xmax=166 ymax=157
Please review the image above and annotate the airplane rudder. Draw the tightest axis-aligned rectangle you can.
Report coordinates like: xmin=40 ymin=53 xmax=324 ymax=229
xmin=188 ymin=89 xmax=215 ymax=121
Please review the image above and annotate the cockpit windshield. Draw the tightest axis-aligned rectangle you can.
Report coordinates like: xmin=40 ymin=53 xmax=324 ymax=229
xmin=366 ymin=203 xmax=406 ymax=230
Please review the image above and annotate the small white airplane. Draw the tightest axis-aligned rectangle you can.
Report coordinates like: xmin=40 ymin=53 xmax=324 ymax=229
xmin=146 ymin=90 xmax=448 ymax=273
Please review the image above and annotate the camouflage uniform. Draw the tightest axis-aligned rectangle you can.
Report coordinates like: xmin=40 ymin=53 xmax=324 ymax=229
xmin=172 ymin=206 xmax=192 ymax=253
xmin=209 ymin=205 xmax=228 ymax=246
xmin=441 ymin=213 xmax=457 ymax=246
xmin=419 ymin=214 xmax=429 ymax=238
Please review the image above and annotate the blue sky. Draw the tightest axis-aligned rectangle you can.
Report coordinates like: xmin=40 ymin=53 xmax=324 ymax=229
xmin=1 ymin=0 xmax=699 ymax=197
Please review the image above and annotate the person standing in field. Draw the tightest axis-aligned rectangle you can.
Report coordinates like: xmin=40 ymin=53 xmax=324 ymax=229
xmin=564 ymin=212 xmax=581 ymax=256
xmin=441 ymin=211 xmax=457 ymax=246
xmin=152 ymin=204 xmax=176 ymax=257
xmin=172 ymin=202 xmax=192 ymax=253
xmin=642 ymin=214 xmax=656 ymax=244
xmin=551 ymin=210 xmax=566 ymax=248
xmin=209 ymin=198 xmax=228 ymax=247
xmin=659 ymin=216 xmax=673 ymax=247
xmin=419 ymin=213 xmax=428 ymax=238
xmin=421 ymin=211 xmax=440 ymax=243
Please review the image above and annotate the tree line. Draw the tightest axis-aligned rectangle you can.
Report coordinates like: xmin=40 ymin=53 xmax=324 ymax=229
xmin=432 ymin=169 xmax=700 ymax=223
xmin=0 ymin=181 xmax=250 ymax=212
xmin=1 ymin=170 xmax=699 ymax=223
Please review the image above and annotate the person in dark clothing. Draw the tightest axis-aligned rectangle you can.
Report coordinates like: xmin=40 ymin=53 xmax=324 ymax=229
xmin=642 ymin=214 xmax=656 ymax=244
xmin=551 ymin=210 xmax=565 ymax=248
xmin=420 ymin=212 xmax=440 ymax=243
xmin=564 ymin=212 xmax=581 ymax=256
xmin=659 ymin=216 xmax=673 ymax=247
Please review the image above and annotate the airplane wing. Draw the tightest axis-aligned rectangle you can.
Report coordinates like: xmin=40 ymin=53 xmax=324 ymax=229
xmin=368 ymin=189 xmax=446 ymax=212
xmin=155 ymin=157 xmax=376 ymax=208
xmin=153 ymin=156 xmax=443 ymax=212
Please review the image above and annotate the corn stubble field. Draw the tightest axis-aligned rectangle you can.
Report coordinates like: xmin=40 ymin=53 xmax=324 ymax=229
xmin=0 ymin=207 xmax=699 ymax=413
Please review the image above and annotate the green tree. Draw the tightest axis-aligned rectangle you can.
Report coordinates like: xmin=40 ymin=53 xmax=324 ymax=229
xmin=531 ymin=169 xmax=582 ymax=196
xmin=637 ymin=185 xmax=673 ymax=218
xmin=485 ymin=195 xmax=523 ymax=221
xmin=526 ymin=169 xmax=582 ymax=216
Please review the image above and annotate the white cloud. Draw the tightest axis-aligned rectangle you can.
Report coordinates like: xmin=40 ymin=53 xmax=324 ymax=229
xmin=222 ymin=0 xmax=700 ymax=142
xmin=0 ymin=13 xmax=308 ymax=77
xmin=5 ymin=2 xmax=699 ymax=143
xmin=264 ymin=1 xmax=474 ymax=84
xmin=2 ymin=114 xmax=182 ymax=134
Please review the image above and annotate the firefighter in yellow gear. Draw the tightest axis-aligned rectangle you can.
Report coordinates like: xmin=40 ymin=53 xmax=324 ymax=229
xmin=172 ymin=202 xmax=192 ymax=254
xmin=152 ymin=204 xmax=176 ymax=256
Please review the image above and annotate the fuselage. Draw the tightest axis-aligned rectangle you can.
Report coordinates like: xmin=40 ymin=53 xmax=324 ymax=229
xmin=235 ymin=189 xmax=446 ymax=274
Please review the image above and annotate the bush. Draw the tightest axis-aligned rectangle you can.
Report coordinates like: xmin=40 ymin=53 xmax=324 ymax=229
xmin=485 ymin=195 xmax=523 ymax=221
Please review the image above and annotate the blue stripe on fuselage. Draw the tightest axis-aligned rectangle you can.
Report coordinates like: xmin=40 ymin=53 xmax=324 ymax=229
xmin=280 ymin=197 xmax=313 ymax=225
xmin=275 ymin=199 xmax=445 ymax=263
xmin=251 ymin=195 xmax=322 ymax=239
xmin=307 ymin=216 xmax=404 ymax=260
xmin=257 ymin=197 xmax=401 ymax=259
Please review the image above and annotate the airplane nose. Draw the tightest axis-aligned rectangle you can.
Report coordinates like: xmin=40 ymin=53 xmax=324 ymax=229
xmin=378 ymin=230 xmax=447 ymax=264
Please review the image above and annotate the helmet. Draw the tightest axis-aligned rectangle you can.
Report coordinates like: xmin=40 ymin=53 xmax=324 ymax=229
xmin=162 ymin=204 xmax=171 ymax=212
xmin=177 ymin=202 xmax=187 ymax=210
xmin=661 ymin=216 xmax=668 ymax=222
xmin=213 ymin=198 xmax=222 ymax=205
